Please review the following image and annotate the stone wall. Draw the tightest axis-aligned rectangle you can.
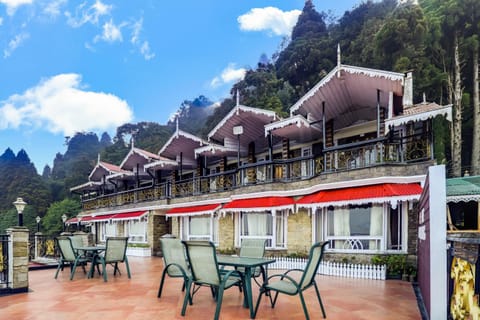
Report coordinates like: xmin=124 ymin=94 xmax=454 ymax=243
xmin=6 ymin=227 xmax=29 ymax=292
xmin=218 ymin=214 xmax=234 ymax=252
xmin=150 ymin=212 xmax=169 ymax=256
xmin=287 ymin=210 xmax=312 ymax=256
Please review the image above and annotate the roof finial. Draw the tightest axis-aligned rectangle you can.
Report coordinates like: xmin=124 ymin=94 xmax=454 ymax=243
xmin=423 ymin=92 xmax=426 ymax=104
xmin=97 ymin=153 xmax=100 ymax=163
xmin=131 ymin=136 xmax=134 ymax=149
xmin=337 ymin=43 xmax=341 ymax=78
xmin=236 ymin=89 xmax=240 ymax=106
xmin=176 ymin=113 xmax=179 ymax=132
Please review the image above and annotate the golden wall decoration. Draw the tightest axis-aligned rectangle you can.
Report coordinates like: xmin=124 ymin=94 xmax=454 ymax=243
xmin=450 ymin=256 xmax=480 ymax=319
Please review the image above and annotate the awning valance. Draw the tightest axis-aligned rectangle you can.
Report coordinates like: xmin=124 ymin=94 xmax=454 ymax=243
xmin=221 ymin=196 xmax=295 ymax=214
xmin=297 ymin=183 xmax=422 ymax=209
xmin=65 ymin=217 xmax=81 ymax=225
xmin=166 ymin=204 xmax=222 ymax=217
xmin=77 ymin=211 xmax=148 ymax=224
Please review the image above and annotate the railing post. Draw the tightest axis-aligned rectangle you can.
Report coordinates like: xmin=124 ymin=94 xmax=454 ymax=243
xmin=6 ymin=227 xmax=29 ymax=293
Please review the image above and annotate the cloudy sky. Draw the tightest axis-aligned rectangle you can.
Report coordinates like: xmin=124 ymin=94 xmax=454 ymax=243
xmin=0 ymin=0 xmax=360 ymax=172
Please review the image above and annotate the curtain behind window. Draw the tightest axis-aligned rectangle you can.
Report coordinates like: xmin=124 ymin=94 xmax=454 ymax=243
xmin=369 ymin=205 xmax=383 ymax=249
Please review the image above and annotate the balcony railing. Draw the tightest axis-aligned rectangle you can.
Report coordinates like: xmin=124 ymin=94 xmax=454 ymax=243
xmin=80 ymin=134 xmax=432 ymax=210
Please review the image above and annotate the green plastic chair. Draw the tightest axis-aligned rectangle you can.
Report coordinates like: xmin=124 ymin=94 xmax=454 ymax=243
xmin=93 ymin=236 xmax=131 ymax=282
xmin=239 ymin=239 xmax=266 ymax=283
xmin=69 ymin=235 xmax=86 ymax=256
xmin=254 ymin=241 xmax=329 ymax=320
xmin=54 ymin=236 xmax=89 ymax=280
xmin=158 ymin=238 xmax=191 ymax=298
xmin=181 ymin=241 xmax=246 ymax=320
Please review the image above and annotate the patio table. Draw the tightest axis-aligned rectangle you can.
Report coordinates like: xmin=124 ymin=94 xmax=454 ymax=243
xmin=217 ymin=255 xmax=276 ymax=319
xmin=75 ymin=246 xmax=106 ymax=278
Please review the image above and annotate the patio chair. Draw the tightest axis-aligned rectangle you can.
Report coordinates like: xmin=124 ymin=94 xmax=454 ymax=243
xmin=254 ymin=241 xmax=329 ymax=320
xmin=54 ymin=236 xmax=89 ymax=280
xmin=181 ymin=241 xmax=246 ymax=320
xmin=93 ymin=236 xmax=131 ymax=282
xmin=238 ymin=239 xmax=266 ymax=285
xmin=69 ymin=235 xmax=85 ymax=255
xmin=158 ymin=238 xmax=191 ymax=299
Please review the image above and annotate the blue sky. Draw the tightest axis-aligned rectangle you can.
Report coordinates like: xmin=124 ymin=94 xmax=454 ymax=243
xmin=0 ymin=0 xmax=361 ymax=172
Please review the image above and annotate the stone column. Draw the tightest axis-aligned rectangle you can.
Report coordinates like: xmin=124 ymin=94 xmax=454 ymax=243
xmin=6 ymin=227 xmax=29 ymax=292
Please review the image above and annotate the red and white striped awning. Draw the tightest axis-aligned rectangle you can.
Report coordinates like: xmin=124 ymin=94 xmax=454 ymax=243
xmin=221 ymin=196 xmax=295 ymax=214
xmin=166 ymin=204 xmax=222 ymax=217
xmin=297 ymin=183 xmax=422 ymax=209
xmin=73 ymin=211 xmax=148 ymax=224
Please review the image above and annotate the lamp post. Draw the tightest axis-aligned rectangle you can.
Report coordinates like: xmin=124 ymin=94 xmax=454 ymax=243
xmin=13 ymin=197 xmax=27 ymax=227
xmin=36 ymin=216 xmax=41 ymax=233
xmin=61 ymin=214 xmax=67 ymax=232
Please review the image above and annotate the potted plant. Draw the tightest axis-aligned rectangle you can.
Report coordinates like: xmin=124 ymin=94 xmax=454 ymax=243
xmin=407 ymin=264 xmax=417 ymax=282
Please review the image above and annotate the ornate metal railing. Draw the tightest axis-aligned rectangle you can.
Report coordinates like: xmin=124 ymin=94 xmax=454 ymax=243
xmin=447 ymin=233 xmax=480 ymax=319
xmin=0 ymin=234 xmax=9 ymax=287
xmin=80 ymin=134 xmax=431 ymax=210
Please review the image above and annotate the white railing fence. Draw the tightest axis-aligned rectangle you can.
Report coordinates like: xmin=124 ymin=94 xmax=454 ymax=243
xmin=269 ymin=257 xmax=386 ymax=280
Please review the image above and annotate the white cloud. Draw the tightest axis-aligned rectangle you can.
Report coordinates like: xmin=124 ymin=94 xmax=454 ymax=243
xmin=0 ymin=73 xmax=133 ymax=136
xmin=210 ymin=64 xmax=246 ymax=88
xmin=0 ymin=0 xmax=32 ymax=15
xmin=3 ymin=32 xmax=29 ymax=58
xmin=238 ymin=7 xmax=301 ymax=36
xmin=130 ymin=17 xmax=142 ymax=45
xmin=140 ymin=41 xmax=154 ymax=60
xmin=43 ymin=0 xmax=67 ymax=18
xmin=65 ymin=0 xmax=112 ymax=28
xmin=94 ymin=19 xmax=123 ymax=43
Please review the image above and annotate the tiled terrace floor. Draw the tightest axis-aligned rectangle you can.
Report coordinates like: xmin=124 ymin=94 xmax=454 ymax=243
xmin=1 ymin=256 xmax=422 ymax=320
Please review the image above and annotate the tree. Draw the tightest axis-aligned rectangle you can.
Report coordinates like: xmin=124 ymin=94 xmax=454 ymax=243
xmin=42 ymin=199 xmax=81 ymax=235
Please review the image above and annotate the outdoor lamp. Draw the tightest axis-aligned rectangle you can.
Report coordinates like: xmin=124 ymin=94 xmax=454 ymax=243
xmin=61 ymin=214 xmax=67 ymax=232
xmin=13 ymin=197 xmax=27 ymax=227
xmin=36 ymin=216 xmax=41 ymax=232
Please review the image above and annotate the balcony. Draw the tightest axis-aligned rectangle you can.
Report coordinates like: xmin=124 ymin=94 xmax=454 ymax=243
xmin=80 ymin=133 xmax=433 ymax=211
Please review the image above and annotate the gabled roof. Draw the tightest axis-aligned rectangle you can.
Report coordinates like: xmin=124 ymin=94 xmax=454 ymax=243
xmin=290 ymin=64 xmax=405 ymax=132
xmin=88 ymin=161 xmax=124 ymax=181
xmin=70 ymin=181 xmax=103 ymax=192
xmin=208 ymin=105 xmax=279 ymax=150
xmin=120 ymin=147 xmax=160 ymax=171
xmin=158 ymin=129 xmax=209 ymax=166
xmin=385 ymin=102 xmax=452 ymax=133
xmin=264 ymin=114 xmax=322 ymax=142
xmin=143 ymin=157 xmax=178 ymax=171
xmin=194 ymin=143 xmax=238 ymax=159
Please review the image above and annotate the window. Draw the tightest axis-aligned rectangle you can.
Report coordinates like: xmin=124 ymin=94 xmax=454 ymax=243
xmin=181 ymin=215 xmax=218 ymax=244
xmin=315 ymin=203 xmax=405 ymax=252
xmin=126 ymin=218 xmax=148 ymax=243
xmin=99 ymin=221 xmax=116 ymax=241
xmin=238 ymin=211 xmax=286 ymax=249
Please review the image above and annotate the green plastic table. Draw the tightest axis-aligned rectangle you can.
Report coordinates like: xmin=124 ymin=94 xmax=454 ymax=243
xmin=217 ymin=255 xmax=276 ymax=319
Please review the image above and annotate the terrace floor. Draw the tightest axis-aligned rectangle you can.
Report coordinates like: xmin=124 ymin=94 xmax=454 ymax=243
xmin=1 ymin=256 xmax=423 ymax=319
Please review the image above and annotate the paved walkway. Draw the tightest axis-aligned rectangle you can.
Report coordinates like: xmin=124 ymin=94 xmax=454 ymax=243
xmin=1 ymin=256 xmax=422 ymax=319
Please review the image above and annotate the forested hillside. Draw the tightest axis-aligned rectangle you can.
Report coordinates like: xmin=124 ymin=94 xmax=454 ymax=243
xmin=1 ymin=0 xmax=478 ymax=233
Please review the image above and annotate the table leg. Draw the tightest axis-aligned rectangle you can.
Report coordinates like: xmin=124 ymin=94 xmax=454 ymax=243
xmin=244 ymin=267 xmax=255 ymax=318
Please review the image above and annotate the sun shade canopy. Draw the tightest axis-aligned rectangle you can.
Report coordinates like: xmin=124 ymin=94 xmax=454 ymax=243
xmin=166 ymin=204 xmax=222 ymax=217
xmin=73 ymin=211 xmax=148 ymax=224
xmin=221 ymin=196 xmax=295 ymax=214
xmin=297 ymin=183 xmax=422 ymax=209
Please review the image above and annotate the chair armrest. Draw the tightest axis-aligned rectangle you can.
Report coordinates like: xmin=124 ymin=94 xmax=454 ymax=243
xmin=266 ymin=273 xmax=300 ymax=288
xmin=165 ymin=262 xmax=189 ymax=277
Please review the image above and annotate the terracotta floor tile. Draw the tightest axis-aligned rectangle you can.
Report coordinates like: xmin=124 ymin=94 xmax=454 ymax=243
xmin=0 ymin=257 xmax=422 ymax=319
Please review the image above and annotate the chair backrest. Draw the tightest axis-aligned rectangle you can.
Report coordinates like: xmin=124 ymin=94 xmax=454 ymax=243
xmin=239 ymin=239 xmax=266 ymax=258
xmin=299 ymin=242 xmax=328 ymax=290
xmin=104 ymin=237 xmax=128 ymax=263
xmin=56 ymin=236 xmax=77 ymax=262
xmin=182 ymin=241 xmax=221 ymax=286
xmin=69 ymin=235 xmax=84 ymax=249
xmin=161 ymin=238 xmax=190 ymax=276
